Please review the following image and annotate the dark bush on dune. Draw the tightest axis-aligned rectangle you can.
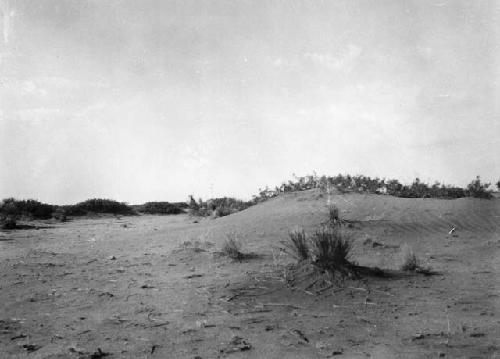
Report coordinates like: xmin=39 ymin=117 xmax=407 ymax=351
xmin=139 ymin=202 xmax=183 ymax=215
xmin=1 ymin=198 xmax=55 ymax=229
xmin=466 ymin=176 xmax=493 ymax=199
xmin=65 ymin=198 xmax=136 ymax=216
xmin=390 ymin=178 xmax=466 ymax=199
xmin=261 ymin=173 xmax=493 ymax=200
xmin=208 ymin=197 xmax=253 ymax=217
xmin=0 ymin=198 xmax=54 ymax=220
xmin=214 ymin=205 xmax=232 ymax=218
xmin=172 ymin=202 xmax=189 ymax=210
xmin=52 ymin=207 xmax=67 ymax=222
xmin=1 ymin=216 xmax=17 ymax=229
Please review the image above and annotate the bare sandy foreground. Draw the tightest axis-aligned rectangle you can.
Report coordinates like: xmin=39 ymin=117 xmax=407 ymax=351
xmin=1 ymin=190 xmax=499 ymax=358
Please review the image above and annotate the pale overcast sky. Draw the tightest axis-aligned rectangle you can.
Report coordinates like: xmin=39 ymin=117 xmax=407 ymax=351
xmin=0 ymin=0 xmax=499 ymax=204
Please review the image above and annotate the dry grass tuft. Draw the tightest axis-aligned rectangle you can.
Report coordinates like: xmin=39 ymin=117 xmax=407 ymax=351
xmin=221 ymin=233 xmax=245 ymax=260
xmin=284 ymin=229 xmax=310 ymax=261
xmin=328 ymin=205 xmax=341 ymax=227
xmin=400 ymin=244 xmax=420 ymax=271
xmin=283 ymin=227 xmax=356 ymax=288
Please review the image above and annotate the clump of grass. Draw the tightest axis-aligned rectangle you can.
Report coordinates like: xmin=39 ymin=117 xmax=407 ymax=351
xmin=283 ymin=229 xmax=310 ymax=261
xmin=309 ymin=227 xmax=354 ymax=276
xmin=328 ymin=205 xmax=341 ymax=227
xmin=400 ymin=244 xmax=420 ymax=271
xmin=283 ymin=227 xmax=356 ymax=284
xmin=221 ymin=233 xmax=245 ymax=260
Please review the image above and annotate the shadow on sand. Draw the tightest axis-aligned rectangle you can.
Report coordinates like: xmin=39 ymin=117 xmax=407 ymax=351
xmin=0 ymin=224 xmax=56 ymax=232
xmin=353 ymin=265 xmax=441 ymax=279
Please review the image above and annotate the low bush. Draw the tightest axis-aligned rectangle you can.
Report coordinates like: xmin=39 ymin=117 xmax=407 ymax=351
xmin=65 ymin=199 xmax=135 ymax=216
xmin=1 ymin=216 xmax=17 ymax=229
xmin=0 ymin=198 xmax=54 ymax=220
xmin=188 ymin=196 xmax=253 ymax=218
xmin=466 ymin=176 xmax=493 ymax=199
xmin=188 ymin=207 xmax=211 ymax=217
xmin=214 ymin=205 xmax=233 ymax=218
xmin=52 ymin=207 xmax=67 ymax=222
xmin=140 ymin=202 xmax=183 ymax=215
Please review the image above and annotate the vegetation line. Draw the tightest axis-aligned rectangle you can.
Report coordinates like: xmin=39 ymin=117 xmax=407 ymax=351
xmin=1 ymin=173 xmax=497 ymax=229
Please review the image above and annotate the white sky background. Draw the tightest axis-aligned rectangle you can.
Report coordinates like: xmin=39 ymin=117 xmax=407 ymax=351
xmin=0 ymin=0 xmax=499 ymax=204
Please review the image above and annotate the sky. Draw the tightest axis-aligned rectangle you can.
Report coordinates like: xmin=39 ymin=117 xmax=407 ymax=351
xmin=0 ymin=0 xmax=499 ymax=204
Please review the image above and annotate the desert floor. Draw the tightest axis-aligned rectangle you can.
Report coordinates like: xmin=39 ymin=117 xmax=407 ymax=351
xmin=1 ymin=189 xmax=499 ymax=358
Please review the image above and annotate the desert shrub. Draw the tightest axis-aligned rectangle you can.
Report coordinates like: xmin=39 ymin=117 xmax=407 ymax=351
xmin=400 ymin=244 xmax=419 ymax=271
xmin=433 ymin=185 xmax=465 ymax=199
xmin=1 ymin=216 xmax=17 ymax=229
xmin=188 ymin=204 xmax=210 ymax=217
xmin=172 ymin=202 xmax=189 ymax=210
xmin=466 ymin=176 xmax=492 ymax=199
xmin=0 ymin=198 xmax=54 ymax=220
xmin=283 ymin=229 xmax=310 ymax=261
xmin=187 ymin=195 xmax=211 ymax=217
xmin=188 ymin=196 xmax=254 ymax=218
xmin=22 ymin=199 xmax=54 ymax=219
xmin=65 ymin=199 xmax=135 ymax=216
xmin=221 ymin=233 xmax=244 ymax=260
xmin=0 ymin=198 xmax=18 ymax=217
xmin=61 ymin=204 xmax=86 ymax=216
xmin=208 ymin=197 xmax=252 ymax=217
xmin=261 ymin=173 xmax=480 ymax=200
xmin=214 ymin=205 xmax=232 ymax=218
xmin=189 ymin=208 xmax=211 ymax=217
xmin=140 ymin=202 xmax=183 ymax=215
xmin=309 ymin=227 xmax=353 ymax=274
xmin=52 ymin=207 xmax=67 ymax=222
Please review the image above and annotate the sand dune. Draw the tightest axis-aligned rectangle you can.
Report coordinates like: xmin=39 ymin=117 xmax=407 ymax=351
xmin=1 ymin=189 xmax=499 ymax=358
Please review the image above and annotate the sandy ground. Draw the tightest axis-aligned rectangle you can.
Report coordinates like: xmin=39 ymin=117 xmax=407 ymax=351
xmin=1 ymin=190 xmax=499 ymax=358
